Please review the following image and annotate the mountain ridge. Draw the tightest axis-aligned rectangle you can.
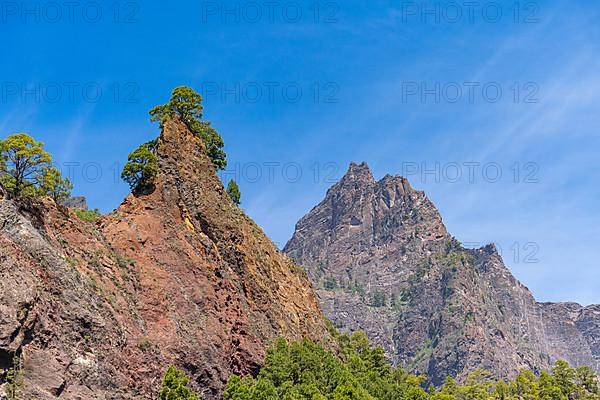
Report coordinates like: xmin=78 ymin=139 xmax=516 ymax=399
xmin=285 ymin=161 xmax=600 ymax=384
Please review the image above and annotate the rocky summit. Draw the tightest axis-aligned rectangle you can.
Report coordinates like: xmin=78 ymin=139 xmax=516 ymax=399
xmin=284 ymin=162 xmax=600 ymax=385
xmin=0 ymin=118 xmax=331 ymax=399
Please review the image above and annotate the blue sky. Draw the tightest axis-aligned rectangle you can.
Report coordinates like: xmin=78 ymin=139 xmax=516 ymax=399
xmin=1 ymin=1 xmax=599 ymax=305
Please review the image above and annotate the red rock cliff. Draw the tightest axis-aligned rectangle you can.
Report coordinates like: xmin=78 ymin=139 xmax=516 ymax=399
xmin=0 ymin=118 xmax=331 ymax=399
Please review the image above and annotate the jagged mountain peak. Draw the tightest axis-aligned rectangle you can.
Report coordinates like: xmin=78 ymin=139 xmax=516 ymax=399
xmin=285 ymin=164 xmax=600 ymax=384
xmin=336 ymin=162 xmax=416 ymax=195
xmin=329 ymin=162 xmax=376 ymax=196
xmin=332 ymin=163 xmax=425 ymax=212
xmin=344 ymin=161 xmax=374 ymax=181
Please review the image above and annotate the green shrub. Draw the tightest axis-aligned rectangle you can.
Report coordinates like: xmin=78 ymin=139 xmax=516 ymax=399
xmin=226 ymin=179 xmax=241 ymax=205
xmin=159 ymin=365 xmax=199 ymax=400
xmin=371 ymin=290 xmax=386 ymax=307
xmin=5 ymin=356 xmax=23 ymax=400
xmin=138 ymin=337 xmax=152 ymax=352
xmin=224 ymin=330 xmax=599 ymax=400
xmin=0 ymin=133 xmax=72 ymax=200
xmin=150 ymin=86 xmax=227 ymax=170
xmin=324 ymin=276 xmax=338 ymax=290
xmin=74 ymin=208 xmax=101 ymax=223
xmin=121 ymin=140 xmax=158 ymax=191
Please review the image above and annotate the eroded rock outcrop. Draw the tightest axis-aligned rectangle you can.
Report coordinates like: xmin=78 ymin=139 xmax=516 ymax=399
xmin=60 ymin=196 xmax=88 ymax=210
xmin=0 ymin=119 xmax=331 ymax=399
xmin=285 ymin=162 xmax=600 ymax=384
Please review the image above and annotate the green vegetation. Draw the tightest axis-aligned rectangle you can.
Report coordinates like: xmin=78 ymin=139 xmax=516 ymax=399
xmin=74 ymin=208 xmax=102 ymax=223
xmin=227 ymin=179 xmax=241 ymax=205
xmin=0 ymin=133 xmax=72 ymax=200
xmin=150 ymin=86 xmax=227 ymax=170
xmin=121 ymin=140 xmax=158 ymax=192
xmin=39 ymin=166 xmax=74 ymax=201
xmin=138 ymin=336 xmax=152 ymax=352
xmin=159 ymin=365 xmax=200 ymax=400
xmin=444 ymin=237 xmax=463 ymax=254
xmin=224 ymin=331 xmax=428 ymax=400
xmin=113 ymin=252 xmax=134 ymax=268
xmin=351 ymin=280 xmax=367 ymax=299
xmin=122 ymin=86 xmax=229 ymax=192
xmin=371 ymin=290 xmax=387 ymax=307
xmin=0 ymin=133 xmax=50 ymax=196
xmin=324 ymin=276 xmax=338 ymax=290
xmin=224 ymin=329 xmax=599 ymax=400
xmin=5 ymin=356 xmax=23 ymax=400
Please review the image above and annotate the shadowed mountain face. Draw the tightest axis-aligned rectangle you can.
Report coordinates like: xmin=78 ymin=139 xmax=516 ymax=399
xmin=284 ymin=162 xmax=599 ymax=384
xmin=0 ymin=119 xmax=331 ymax=399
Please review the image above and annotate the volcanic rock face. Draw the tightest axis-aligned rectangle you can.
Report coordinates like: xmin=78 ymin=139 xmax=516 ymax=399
xmin=284 ymin=162 xmax=600 ymax=384
xmin=60 ymin=196 xmax=88 ymax=210
xmin=0 ymin=119 xmax=331 ymax=399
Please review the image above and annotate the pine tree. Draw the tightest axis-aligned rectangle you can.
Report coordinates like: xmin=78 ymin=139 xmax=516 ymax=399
xmin=38 ymin=166 xmax=73 ymax=202
xmin=0 ymin=133 xmax=52 ymax=197
xmin=227 ymin=179 xmax=241 ymax=205
xmin=158 ymin=365 xmax=199 ymax=400
xmin=575 ymin=365 xmax=599 ymax=397
xmin=121 ymin=140 xmax=158 ymax=192
xmin=224 ymin=328 xmax=599 ymax=400
xmin=0 ymin=133 xmax=72 ymax=201
xmin=150 ymin=86 xmax=227 ymax=170
xmin=538 ymin=371 xmax=565 ymax=400
xmin=552 ymin=360 xmax=576 ymax=398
